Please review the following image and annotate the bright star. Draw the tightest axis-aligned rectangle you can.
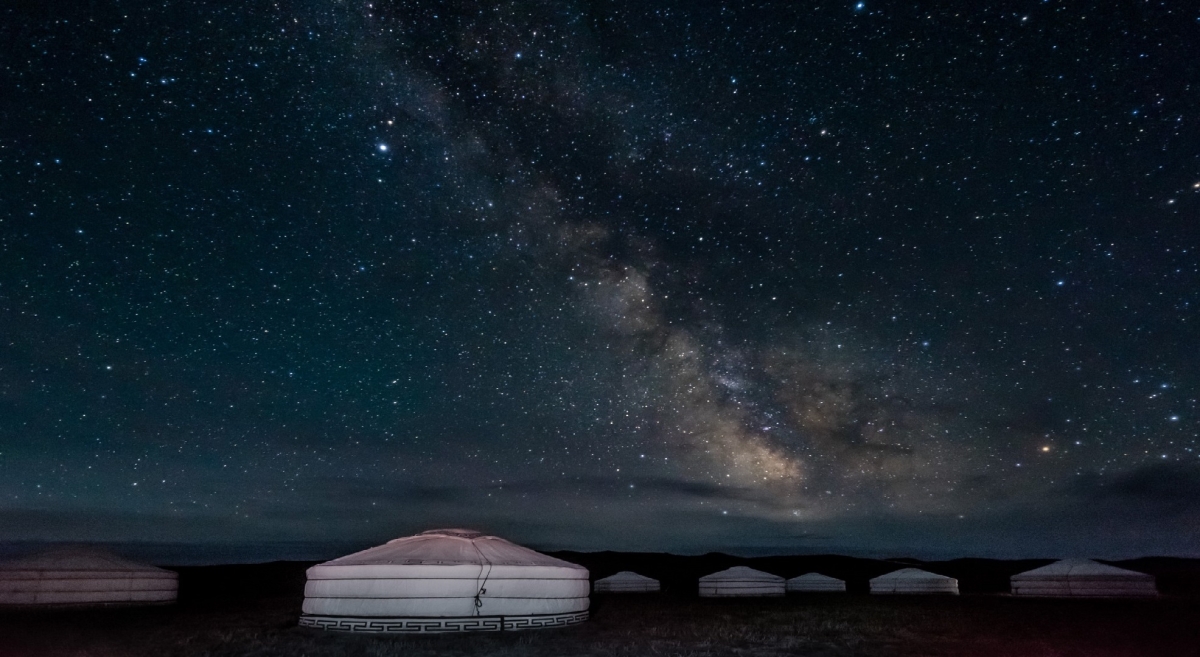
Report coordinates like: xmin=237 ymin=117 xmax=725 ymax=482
xmin=377 ymin=143 xmax=388 ymax=152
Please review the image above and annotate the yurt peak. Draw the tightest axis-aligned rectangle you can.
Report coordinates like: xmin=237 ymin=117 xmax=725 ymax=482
xmin=417 ymin=529 xmax=485 ymax=539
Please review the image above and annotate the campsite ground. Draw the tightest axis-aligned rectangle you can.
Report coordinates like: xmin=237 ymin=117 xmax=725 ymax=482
xmin=3 ymin=591 xmax=1198 ymax=657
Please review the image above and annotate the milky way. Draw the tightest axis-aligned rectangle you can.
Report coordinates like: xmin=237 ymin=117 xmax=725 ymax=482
xmin=1 ymin=1 xmax=1198 ymax=558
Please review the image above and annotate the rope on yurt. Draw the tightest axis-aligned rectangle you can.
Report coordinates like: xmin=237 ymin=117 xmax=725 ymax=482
xmin=470 ymin=536 xmax=493 ymax=617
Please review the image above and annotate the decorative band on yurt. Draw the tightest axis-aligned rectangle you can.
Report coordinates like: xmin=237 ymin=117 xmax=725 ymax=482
xmin=299 ymin=611 xmax=589 ymax=633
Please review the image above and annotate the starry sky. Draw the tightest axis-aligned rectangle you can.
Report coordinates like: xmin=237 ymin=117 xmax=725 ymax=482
xmin=2 ymin=1 xmax=1198 ymax=559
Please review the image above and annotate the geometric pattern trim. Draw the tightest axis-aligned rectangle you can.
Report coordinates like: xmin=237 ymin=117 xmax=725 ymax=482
xmin=299 ymin=611 xmax=589 ymax=634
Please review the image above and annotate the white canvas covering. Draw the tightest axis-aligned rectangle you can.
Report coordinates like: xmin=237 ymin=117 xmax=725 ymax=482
xmin=1010 ymin=559 xmax=1156 ymax=598
xmin=0 ymin=546 xmax=178 ymax=608
xmin=870 ymin=568 xmax=959 ymax=595
xmin=300 ymin=529 xmax=589 ymax=633
xmin=787 ymin=572 xmax=846 ymax=593
xmin=698 ymin=566 xmax=785 ymax=597
xmin=593 ymin=571 xmax=659 ymax=593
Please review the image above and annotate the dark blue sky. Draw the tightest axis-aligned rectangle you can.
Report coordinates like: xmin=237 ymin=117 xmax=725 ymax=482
xmin=1 ymin=0 xmax=1197 ymax=559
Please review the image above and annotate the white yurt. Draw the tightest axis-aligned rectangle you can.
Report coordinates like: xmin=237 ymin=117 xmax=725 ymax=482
xmin=1011 ymin=559 xmax=1157 ymax=598
xmin=787 ymin=572 xmax=846 ymax=593
xmin=593 ymin=571 xmax=659 ymax=593
xmin=300 ymin=529 xmax=590 ymax=633
xmin=870 ymin=568 xmax=959 ymax=595
xmin=0 ymin=546 xmax=178 ymax=608
xmin=698 ymin=566 xmax=785 ymax=597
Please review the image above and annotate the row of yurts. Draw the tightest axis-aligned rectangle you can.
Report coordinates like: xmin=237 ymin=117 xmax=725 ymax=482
xmin=0 ymin=529 xmax=1159 ymax=632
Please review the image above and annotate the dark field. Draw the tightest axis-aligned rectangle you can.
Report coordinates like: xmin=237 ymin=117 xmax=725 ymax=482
xmin=2 ymin=558 xmax=1199 ymax=656
xmin=4 ymin=592 xmax=1199 ymax=657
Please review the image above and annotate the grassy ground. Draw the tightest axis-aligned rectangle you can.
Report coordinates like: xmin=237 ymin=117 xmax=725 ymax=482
xmin=2 ymin=593 xmax=1197 ymax=657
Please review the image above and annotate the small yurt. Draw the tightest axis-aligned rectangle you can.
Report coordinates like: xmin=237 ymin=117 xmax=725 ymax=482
xmin=698 ymin=566 xmax=785 ymax=597
xmin=1011 ymin=559 xmax=1156 ymax=598
xmin=300 ymin=529 xmax=589 ymax=633
xmin=0 ymin=546 xmax=178 ymax=608
xmin=593 ymin=571 xmax=659 ymax=593
xmin=870 ymin=568 xmax=959 ymax=595
xmin=787 ymin=572 xmax=846 ymax=593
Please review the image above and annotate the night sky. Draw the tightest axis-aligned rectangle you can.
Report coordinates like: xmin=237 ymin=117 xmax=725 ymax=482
xmin=2 ymin=1 xmax=1198 ymax=559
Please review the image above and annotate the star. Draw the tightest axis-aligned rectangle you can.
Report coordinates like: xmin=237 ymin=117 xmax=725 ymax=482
xmin=3 ymin=0 xmax=1194 ymax=561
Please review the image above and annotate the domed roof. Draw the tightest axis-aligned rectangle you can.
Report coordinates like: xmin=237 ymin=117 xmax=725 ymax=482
xmin=872 ymin=567 xmax=954 ymax=581
xmin=321 ymin=529 xmax=585 ymax=570
xmin=1012 ymin=559 xmax=1152 ymax=580
xmin=788 ymin=572 xmax=843 ymax=583
xmin=595 ymin=571 xmax=657 ymax=583
xmin=699 ymin=566 xmax=783 ymax=582
xmin=0 ymin=546 xmax=172 ymax=576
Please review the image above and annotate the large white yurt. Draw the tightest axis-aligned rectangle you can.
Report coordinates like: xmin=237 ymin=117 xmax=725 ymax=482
xmin=869 ymin=568 xmax=959 ymax=595
xmin=787 ymin=572 xmax=846 ymax=593
xmin=593 ymin=571 xmax=659 ymax=593
xmin=698 ymin=566 xmax=785 ymax=597
xmin=1011 ymin=559 xmax=1157 ymax=598
xmin=0 ymin=546 xmax=178 ymax=608
xmin=300 ymin=529 xmax=590 ymax=633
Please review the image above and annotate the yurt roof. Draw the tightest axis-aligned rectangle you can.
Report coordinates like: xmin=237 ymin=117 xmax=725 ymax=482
xmin=0 ymin=546 xmax=170 ymax=574
xmin=872 ymin=568 xmax=953 ymax=581
xmin=320 ymin=529 xmax=585 ymax=569
xmin=596 ymin=571 xmax=657 ymax=583
xmin=700 ymin=566 xmax=783 ymax=582
xmin=1012 ymin=559 xmax=1151 ymax=579
xmin=788 ymin=572 xmax=843 ymax=583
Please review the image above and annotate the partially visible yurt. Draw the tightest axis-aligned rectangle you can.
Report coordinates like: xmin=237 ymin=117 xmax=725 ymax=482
xmin=593 ymin=571 xmax=659 ymax=593
xmin=870 ymin=568 xmax=959 ymax=595
xmin=0 ymin=546 xmax=178 ymax=608
xmin=300 ymin=529 xmax=590 ymax=633
xmin=787 ymin=572 xmax=846 ymax=593
xmin=698 ymin=566 xmax=784 ymax=597
xmin=1011 ymin=559 xmax=1157 ymax=598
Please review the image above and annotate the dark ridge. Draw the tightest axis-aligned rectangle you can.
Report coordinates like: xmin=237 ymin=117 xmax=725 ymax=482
xmin=1108 ymin=558 xmax=1200 ymax=598
xmin=169 ymin=561 xmax=315 ymax=604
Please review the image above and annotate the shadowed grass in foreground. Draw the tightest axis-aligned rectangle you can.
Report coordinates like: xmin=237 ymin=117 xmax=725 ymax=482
xmin=2 ymin=593 xmax=1198 ymax=656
